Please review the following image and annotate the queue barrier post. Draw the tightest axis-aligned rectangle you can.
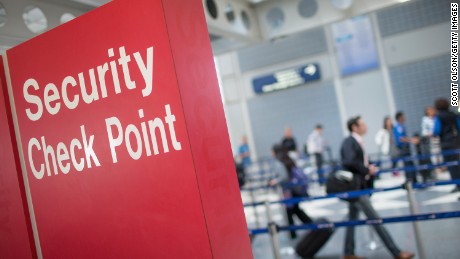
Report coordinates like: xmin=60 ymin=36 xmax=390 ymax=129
xmin=250 ymin=187 xmax=261 ymax=228
xmin=405 ymin=181 xmax=427 ymax=259
xmin=265 ymin=201 xmax=282 ymax=259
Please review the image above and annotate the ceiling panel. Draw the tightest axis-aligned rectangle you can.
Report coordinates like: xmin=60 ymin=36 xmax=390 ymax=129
xmin=71 ymin=0 xmax=110 ymax=7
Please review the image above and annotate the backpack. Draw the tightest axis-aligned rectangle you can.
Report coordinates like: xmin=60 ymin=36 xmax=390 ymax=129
xmin=289 ymin=167 xmax=309 ymax=197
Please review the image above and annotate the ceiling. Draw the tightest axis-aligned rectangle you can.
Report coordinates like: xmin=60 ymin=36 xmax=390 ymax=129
xmin=7 ymin=0 xmax=414 ymax=55
xmin=68 ymin=0 xmax=273 ymax=8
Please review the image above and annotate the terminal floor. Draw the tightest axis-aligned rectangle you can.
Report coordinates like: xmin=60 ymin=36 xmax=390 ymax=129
xmin=242 ymin=172 xmax=460 ymax=259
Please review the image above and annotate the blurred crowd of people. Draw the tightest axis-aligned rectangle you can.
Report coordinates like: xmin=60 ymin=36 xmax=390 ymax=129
xmin=239 ymin=97 xmax=458 ymax=259
xmin=237 ymin=97 xmax=460 ymax=192
xmin=373 ymin=98 xmax=460 ymax=191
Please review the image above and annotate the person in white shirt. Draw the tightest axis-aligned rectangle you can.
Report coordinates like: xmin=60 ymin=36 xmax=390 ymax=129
xmin=307 ymin=124 xmax=327 ymax=183
xmin=421 ymin=106 xmax=435 ymax=136
xmin=375 ymin=117 xmax=391 ymax=156
xmin=421 ymin=106 xmax=443 ymax=173
xmin=375 ymin=116 xmax=399 ymax=174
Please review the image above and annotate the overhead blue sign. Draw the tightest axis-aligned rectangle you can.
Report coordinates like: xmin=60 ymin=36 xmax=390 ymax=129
xmin=252 ymin=63 xmax=320 ymax=94
xmin=331 ymin=15 xmax=380 ymax=76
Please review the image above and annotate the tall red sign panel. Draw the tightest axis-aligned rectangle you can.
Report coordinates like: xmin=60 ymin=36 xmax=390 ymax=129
xmin=5 ymin=0 xmax=252 ymax=258
xmin=0 ymin=58 xmax=36 ymax=258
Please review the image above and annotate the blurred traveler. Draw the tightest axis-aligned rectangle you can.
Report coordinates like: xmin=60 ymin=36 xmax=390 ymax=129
xmin=307 ymin=124 xmax=327 ymax=182
xmin=433 ymin=98 xmax=460 ymax=193
xmin=282 ymin=127 xmax=299 ymax=160
xmin=234 ymin=158 xmax=246 ymax=188
xmin=375 ymin=116 xmax=399 ymax=174
xmin=413 ymin=132 xmax=431 ymax=183
xmin=393 ymin=111 xmax=419 ymax=183
xmin=419 ymin=106 xmax=438 ymax=182
xmin=421 ymin=106 xmax=443 ymax=171
xmin=421 ymin=106 xmax=436 ymax=137
xmin=238 ymin=136 xmax=252 ymax=168
xmin=342 ymin=116 xmax=414 ymax=259
xmin=269 ymin=144 xmax=312 ymax=239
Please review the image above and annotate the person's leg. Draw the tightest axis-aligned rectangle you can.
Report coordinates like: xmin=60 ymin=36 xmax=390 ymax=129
xmin=443 ymin=149 xmax=460 ymax=190
xmin=292 ymin=204 xmax=313 ymax=224
xmin=315 ymin=153 xmax=324 ymax=183
xmin=419 ymin=142 xmax=431 ymax=183
xmin=344 ymin=201 xmax=359 ymax=256
xmin=400 ymin=149 xmax=417 ymax=183
xmin=420 ymin=162 xmax=431 ymax=183
xmin=356 ymin=196 xmax=401 ymax=257
xmin=317 ymin=153 xmax=323 ymax=172
xmin=405 ymin=159 xmax=417 ymax=183
xmin=391 ymin=156 xmax=401 ymax=176
xmin=420 ymin=155 xmax=432 ymax=183
xmin=286 ymin=207 xmax=296 ymax=238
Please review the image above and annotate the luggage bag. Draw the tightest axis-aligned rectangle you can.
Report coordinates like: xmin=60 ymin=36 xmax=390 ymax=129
xmin=295 ymin=218 xmax=334 ymax=259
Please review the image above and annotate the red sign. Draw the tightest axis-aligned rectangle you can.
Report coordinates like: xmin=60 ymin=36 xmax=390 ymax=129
xmin=0 ymin=57 xmax=36 ymax=258
xmin=6 ymin=0 xmax=252 ymax=258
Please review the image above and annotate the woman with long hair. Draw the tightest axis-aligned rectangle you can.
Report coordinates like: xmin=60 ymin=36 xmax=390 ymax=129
xmin=375 ymin=116 xmax=399 ymax=175
xmin=270 ymin=145 xmax=312 ymax=239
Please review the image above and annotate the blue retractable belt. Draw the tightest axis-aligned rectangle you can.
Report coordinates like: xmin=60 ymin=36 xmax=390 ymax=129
xmin=249 ymin=211 xmax=460 ymax=236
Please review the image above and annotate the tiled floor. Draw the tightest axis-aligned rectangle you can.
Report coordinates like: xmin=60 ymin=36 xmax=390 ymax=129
xmin=243 ymin=172 xmax=460 ymax=259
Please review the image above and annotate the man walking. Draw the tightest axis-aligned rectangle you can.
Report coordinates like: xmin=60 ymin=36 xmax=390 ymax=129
xmin=341 ymin=116 xmax=414 ymax=259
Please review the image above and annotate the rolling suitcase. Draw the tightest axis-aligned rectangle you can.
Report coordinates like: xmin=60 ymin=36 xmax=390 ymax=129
xmin=295 ymin=218 xmax=334 ymax=259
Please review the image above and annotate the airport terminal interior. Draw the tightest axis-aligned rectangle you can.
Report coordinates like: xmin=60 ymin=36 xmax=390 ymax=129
xmin=1 ymin=0 xmax=459 ymax=258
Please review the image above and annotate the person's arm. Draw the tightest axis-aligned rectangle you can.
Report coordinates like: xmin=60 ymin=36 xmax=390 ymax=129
xmin=433 ymin=117 xmax=441 ymax=136
xmin=269 ymin=160 xmax=289 ymax=185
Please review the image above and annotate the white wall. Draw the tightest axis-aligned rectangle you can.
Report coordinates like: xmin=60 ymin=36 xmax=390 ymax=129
xmin=340 ymin=70 xmax=391 ymax=154
xmin=216 ymin=51 xmax=256 ymax=156
xmin=383 ymin=22 xmax=450 ymax=67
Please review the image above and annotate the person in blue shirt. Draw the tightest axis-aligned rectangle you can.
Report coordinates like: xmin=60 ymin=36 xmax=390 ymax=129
xmin=393 ymin=111 xmax=419 ymax=183
xmin=238 ymin=136 xmax=252 ymax=168
xmin=432 ymin=98 xmax=460 ymax=193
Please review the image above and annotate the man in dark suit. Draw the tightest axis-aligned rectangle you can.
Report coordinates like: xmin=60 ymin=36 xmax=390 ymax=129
xmin=341 ymin=116 xmax=414 ymax=259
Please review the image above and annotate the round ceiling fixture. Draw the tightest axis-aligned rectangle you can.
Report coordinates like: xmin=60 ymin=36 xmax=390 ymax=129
xmin=266 ymin=7 xmax=285 ymax=30
xmin=298 ymin=0 xmax=319 ymax=19
xmin=23 ymin=6 xmax=48 ymax=34
xmin=60 ymin=13 xmax=76 ymax=24
xmin=241 ymin=10 xmax=251 ymax=30
xmin=225 ymin=3 xmax=235 ymax=23
xmin=206 ymin=0 xmax=218 ymax=19
xmin=331 ymin=0 xmax=353 ymax=10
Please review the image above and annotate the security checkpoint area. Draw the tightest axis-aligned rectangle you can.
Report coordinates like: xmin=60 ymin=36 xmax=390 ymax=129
xmin=242 ymin=152 xmax=460 ymax=258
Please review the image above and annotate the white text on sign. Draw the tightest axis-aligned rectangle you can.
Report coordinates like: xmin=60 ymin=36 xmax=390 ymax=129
xmin=21 ymin=45 xmax=183 ymax=180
